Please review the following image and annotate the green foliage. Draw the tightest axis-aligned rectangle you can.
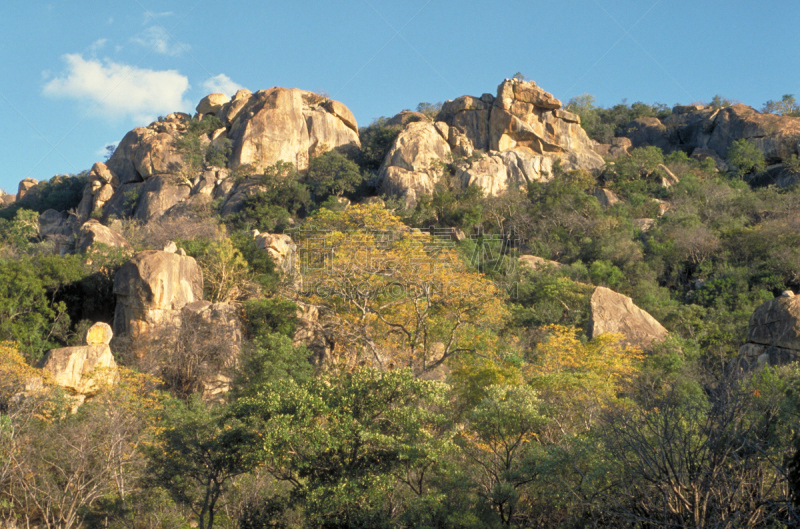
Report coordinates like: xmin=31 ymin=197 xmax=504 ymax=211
xmin=0 ymin=254 xmax=93 ymax=360
xmin=147 ymin=396 xmax=261 ymax=529
xmin=354 ymin=117 xmax=402 ymax=173
xmin=306 ymin=149 xmax=363 ymax=199
xmin=406 ymin=181 xmax=484 ymax=232
xmin=727 ymin=138 xmax=766 ymax=178
xmin=785 ymin=153 xmax=800 ymax=174
xmin=709 ymin=94 xmax=736 ymax=109
xmin=234 ymin=367 xmax=450 ymax=528
xmin=231 ymin=331 xmax=312 ymax=400
xmin=225 ymin=162 xmax=311 ymax=233
xmin=416 ymin=101 xmax=443 ymax=120
xmin=0 ymin=173 xmax=88 ymax=220
xmin=205 ymin=137 xmax=232 ymax=168
xmin=762 ymin=94 xmax=800 ymax=117
xmin=242 ymin=297 xmax=299 ymax=339
xmin=566 ymin=94 xmax=671 ymax=144
xmin=230 ymin=232 xmax=280 ymax=293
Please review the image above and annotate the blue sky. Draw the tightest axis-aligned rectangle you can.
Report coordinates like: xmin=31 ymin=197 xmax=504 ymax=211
xmin=1 ymin=0 xmax=798 ymax=193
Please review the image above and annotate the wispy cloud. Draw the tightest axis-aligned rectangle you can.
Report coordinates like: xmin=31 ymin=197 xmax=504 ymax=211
xmin=202 ymin=74 xmax=244 ymax=96
xmin=132 ymin=26 xmax=188 ymax=57
xmin=87 ymin=38 xmax=107 ymax=54
xmin=143 ymin=11 xmax=173 ymax=22
xmin=43 ymin=54 xmax=191 ymax=122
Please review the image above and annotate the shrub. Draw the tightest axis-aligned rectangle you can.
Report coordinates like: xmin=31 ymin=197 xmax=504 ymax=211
xmin=727 ymin=139 xmax=766 ymax=178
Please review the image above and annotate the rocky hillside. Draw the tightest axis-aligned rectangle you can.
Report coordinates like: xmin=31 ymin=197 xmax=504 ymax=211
xmin=3 ymin=78 xmax=800 ymax=528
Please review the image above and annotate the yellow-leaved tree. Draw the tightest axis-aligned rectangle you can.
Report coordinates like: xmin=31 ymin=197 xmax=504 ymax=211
xmin=292 ymin=204 xmax=509 ymax=375
xmin=525 ymin=325 xmax=643 ymax=440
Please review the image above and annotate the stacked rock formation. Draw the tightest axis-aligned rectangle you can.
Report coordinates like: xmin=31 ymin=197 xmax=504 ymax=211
xmin=378 ymin=78 xmax=605 ymax=203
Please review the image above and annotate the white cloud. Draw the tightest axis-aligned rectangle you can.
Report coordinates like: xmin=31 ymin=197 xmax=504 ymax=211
xmin=202 ymin=74 xmax=244 ymax=97
xmin=143 ymin=11 xmax=173 ymax=22
xmin=88 ymin=38 xmax=107 ymax=54
xmin=43 ymin=54 xmax=191 ymax=122
xmin=132 ymin=26 xmax=188 ymax=57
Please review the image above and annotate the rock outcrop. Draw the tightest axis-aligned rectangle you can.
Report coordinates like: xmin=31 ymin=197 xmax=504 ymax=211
xmin=379 ymin=79 xmax=604 ymax=202
xmin=106 ymin=113 xmax=192 ymax=185
xmin=519 ymin=255 xmax=563 ymax=270
xmin=254 ymin=232 xmax=298 ymax=276
xmin=378 ymin=121 xmax=452 ymax=204
xmin=588 ymin=286 xmax=668 ymax=349
xmin=621 ymin=103 xmax=800 ymax=175
xmin=227 ymin=87 xmax=359 ymax=174
xmin=38 ymin=344 xmax=117 ymax=404
xmin=113 ymin=250 xmax=203 ymax=340
xmin=739 ymin=292 xmax=800 ymax=365
xmin=76 ymin=219 xmax=130 ymax=253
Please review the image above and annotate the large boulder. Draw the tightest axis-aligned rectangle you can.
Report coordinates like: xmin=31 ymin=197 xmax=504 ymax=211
xmin=76 ymin=219 xmax=130 ymax=253
xmin=254 ymin=232 xmax=298 ymax=276
xmin=588 ymin=286 xmax=668 ymax=349
xmin=133 ymin=175 xmax=191 ymax=222
xmin=106 ymin=113 xmax=192 ymax=185
xmin=38 ymin=344 xmax=117 ymax=397
xmin=739 ymin=292 xmax=800 ymax=365
xmin=377 ymin=121 xmax=452 ymax=204
xmin=17 ymin=178 xmax=38 ymax=200
xmin=439 ymin=95 xmax=493 ymax=152
xmin=113 ymin=250 xmax=203 ymax=340
xmin=196 ymin=93 xmax=230 ymax=115
xmin=226 ymin=87 xmax=359 ymax=174
xmin=457 ymin=150 xmax=555 ymax=195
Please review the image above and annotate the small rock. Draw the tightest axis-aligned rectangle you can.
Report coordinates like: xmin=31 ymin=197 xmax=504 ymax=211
xmin=86 ymin=322 xmax=113 ymax=345
xmin=163 ymin=241 xmax=178 ymax=253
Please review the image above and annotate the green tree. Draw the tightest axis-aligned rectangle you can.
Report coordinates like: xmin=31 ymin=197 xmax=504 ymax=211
xmin=727 ymin=138 xmax=766 ymax=178
xmin=306 ymin=149 xmax=363 ymax=199
xmin=354 ymin=118 xmax=402 ymax=173
xmin=235 ymin=367 xmax=451 ymax=527
xmin=147 ymin=397 xmax=261 ymax=529
xmin=461 ymin=384 xmax=547 ymax=526
xmin=762 ymin=94 xmax=800 ymax=117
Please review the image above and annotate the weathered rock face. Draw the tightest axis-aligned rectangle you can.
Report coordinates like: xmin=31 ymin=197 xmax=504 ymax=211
xmin=380 ymin=79 xmax=604 ymax=202
xmin=519 ymin=255 xmax=563 ymax=270
xmin=17 ymin=178 xmax=38 ymax=200
xmin=254 ymin=232 xmax=298 ymax=278
xmin=113 ymin=250 xmax=203 ymax=340
xmin=106 ymin=113 xmax=191 ymax=185
xmin=38 ymin=209 xmax=70 ymax=238
xmin=589 ymin=286 xmax=668 ymax=349
xmin=592 ymin=188 xmax=621 ymax=209
xmin=377 ymin=121 xmax=452 ymax=204
xmin=294 ymin=301 xmax=333 ymax=366
xmin=226 ymin=87 xmax=360 ymax=174
xmin=593 ymin=137 xmax=632 ymax=158
xmin=38 ymin=344 xmax=117 ymax=397
xmin=76 ymin=219 xmax=130 ymax=253
xmin=133 ymin=175 xmax=191 ymax=221
xmin=739 ymin=293 xmax=800 ymax=365
xmin=0 ymin=193 xmax=16 ymax=207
